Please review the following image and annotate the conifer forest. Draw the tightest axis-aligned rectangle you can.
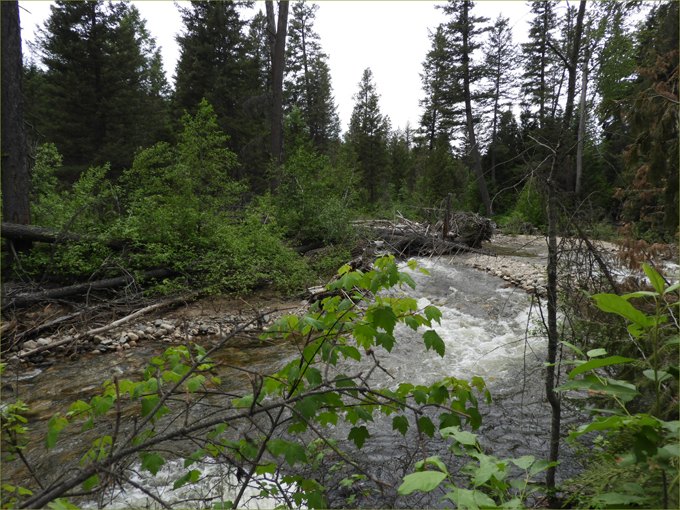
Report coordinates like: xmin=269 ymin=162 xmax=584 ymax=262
xmin=1 ymin=1 xmax=678 ymax=509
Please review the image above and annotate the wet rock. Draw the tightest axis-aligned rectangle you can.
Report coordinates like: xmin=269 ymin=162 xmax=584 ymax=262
xmin=23 ymin=340 xmax=38 ymax=350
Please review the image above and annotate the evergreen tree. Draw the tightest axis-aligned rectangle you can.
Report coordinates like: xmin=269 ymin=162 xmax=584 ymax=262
xmin=417 ymin=25 xmax=461 ymax=151
xmin=284 ymin=1 xmax=340 ymax=154
xmin=348 ymin=68 xmax=390 ymax=205
xmin=622 ymin=1 xmax=679 ymax=232
xmin=520 ymin=0 xmax=559 ymax=132
xmin=438 ymin=0 xmax=493 ymax=216
xmin=174 ymin=1 xmax=267 ymax=186
xmin=481 ymin=15 xmax=518 ymax=187
xmin=35 ymin=1 xmax=169 ymax=177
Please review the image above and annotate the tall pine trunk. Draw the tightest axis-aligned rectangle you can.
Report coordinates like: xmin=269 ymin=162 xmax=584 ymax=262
xmin=461 ymin=1 xmax=492 ymax=217
xmin=266 ymin=0 xmax=289 ymax=192
xmin=1 ymin=1 xmax=32 ymax=254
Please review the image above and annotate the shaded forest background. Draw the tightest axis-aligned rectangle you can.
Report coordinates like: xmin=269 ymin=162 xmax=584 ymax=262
xmin=2 ymin=0 xmax=678 ymax=295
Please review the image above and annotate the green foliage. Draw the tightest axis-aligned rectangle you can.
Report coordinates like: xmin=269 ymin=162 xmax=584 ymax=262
xmin=514 ymin=177 xmax=546 ymax=227
xmin=271 ymin=108 xmax=356 ymax=246
xmin=397 ymin=429 xmax=558 ymax=509
xmin=556 ymin=264 xmax=679 ymax=508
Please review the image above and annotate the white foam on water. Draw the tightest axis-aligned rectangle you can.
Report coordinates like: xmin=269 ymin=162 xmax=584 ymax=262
xmin=81 ymin=459 xmax=285 ymax=509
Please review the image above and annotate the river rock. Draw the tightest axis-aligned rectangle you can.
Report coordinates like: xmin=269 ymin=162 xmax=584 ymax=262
xmin=127 ymin=332 xmax=139 ymax=342
xmin=37 ymin=338 xmax=52 ymax=346
xmin=22 ymin=340 xmax=38 ymax=350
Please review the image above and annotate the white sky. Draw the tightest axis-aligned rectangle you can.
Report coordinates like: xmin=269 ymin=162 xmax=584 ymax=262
xmin=19 ymin=0 xmax=543 ymax=133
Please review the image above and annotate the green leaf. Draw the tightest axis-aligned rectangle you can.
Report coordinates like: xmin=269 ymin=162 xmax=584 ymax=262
xmin=375 ymin=332 xmax=395 ymax=352
xmin=413 ymin=389 xmax=428 ymax=404
xmin=440 ymin=426 xmax=478 ymax=446
xmin=643 ymin=263 xmax=665 ymax=294
xmin=393 ymin=415 xmax=409 ymax=436
xmin=283 ymin=442 xmax=307 ymax=467
xmin=304 ymin=367 xmax=323 ymax=386
xmin=295 ymin=396 xmax=323 ymax=420
xmin=141 ymin=452 xmax=165 ymax=475
xmin=418 ymin=416 xmax=436 ymax=438
xmin=664 ymin=282 xmax=679 ymax=294
xmin=529 ymin=459 xmax=557 ymax=476
xmin=586 ymin=348 xmax=607 ymax=358
xmin=141 ymin=396 xmax=160 ymax=418
xmin=173 ymin=469 xmax=200 ymax=489
xmin=568 ymin=356 xmax=635 ymax=379
xmin=373 ymin=306 xmax=398 ymax=334
xmin=560 ymin=341 xmax=585 ymax=358
xmin=592 ymin=293 xmax=649 ymax=328
xmin=591 ymin=492 xmax=647 ymax=506
xmin=441 ymin=487 xmax=497 ymax=509
xmin=398 ymin=471 xmax=447 ymax=494
xmin=643 ymin=369 xmax=673 ymax=383
xmin=424 ymin=306 xmax=443 ymax=325
xmin=510 ymin=455 xmax=535 ymax=470
xmin=82 ymin=474 xmax=98 ymax=491
xmin=423 ymin=330 xmax=445 ymax=357
xmin=348 ymin=426 xmax=370 ymax=449
xmin=316 ymin=411 xmax=338 ymax=427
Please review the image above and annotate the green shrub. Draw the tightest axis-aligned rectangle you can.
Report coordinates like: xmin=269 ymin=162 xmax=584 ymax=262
xmin=514 ymin=177 xmax=546 ymax=227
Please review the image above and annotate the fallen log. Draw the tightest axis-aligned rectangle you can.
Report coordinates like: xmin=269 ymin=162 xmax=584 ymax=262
xmin=1 ymin=268 xmax=178 ymax=310
xmin=1 ymin=222 xmax=130 ymax=250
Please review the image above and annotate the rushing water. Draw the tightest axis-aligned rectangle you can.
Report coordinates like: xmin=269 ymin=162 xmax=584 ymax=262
xmin=2 ymin=255 xmax=587 ymax=508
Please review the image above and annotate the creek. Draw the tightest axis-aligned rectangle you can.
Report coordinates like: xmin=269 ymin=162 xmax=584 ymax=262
xmin=2 ymin=252 xmax=589 ymax=508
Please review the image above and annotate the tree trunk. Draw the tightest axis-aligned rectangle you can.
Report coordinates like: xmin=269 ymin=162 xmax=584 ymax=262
xmin=461 ymin=1 xmax=492 ymax=217
xmin=266 ymin=0 xmax=289 ymax=193
xmin=575 ymin=35 xmax=591 ymax=195
xmin=545 ymin=1 xmax=587 ymax=502
xmin=1 ymin=222 xmax=129 ymax=250
xmin=1 ymin=1 xmax=32 ymax=254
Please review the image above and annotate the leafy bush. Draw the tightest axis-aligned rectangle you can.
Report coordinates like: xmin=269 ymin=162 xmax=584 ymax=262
xmin=271 ymin=108 xmax=357 ymax=246
xmin=514 ymin=177 xmax=546 ymax=227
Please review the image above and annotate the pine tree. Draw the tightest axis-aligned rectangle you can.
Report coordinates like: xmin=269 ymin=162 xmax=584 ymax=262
xmin=520 ymin=0 xmax=559 ymax=132
xmin=35 ymin=1 xmax=169 ymax=177
xmin=417 ymin=25 xmax=462 ymax=151
xmin=174 ymin=0 xmax=265 ymax=179
xmin=348 ymin=68 xmax=390 ymax=205
xmin=284 ymin=1 xmax=340 ymax=155
xmin=438 ymin=0 xmax=493 ymax=216
xmin=481 ymin=15 xmax=518 ymax=187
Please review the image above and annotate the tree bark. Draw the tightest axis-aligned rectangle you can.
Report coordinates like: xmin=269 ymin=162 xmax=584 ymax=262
xmin=1 ymin=1 xmax=32 ymax=253
xmin=461 ymin=1 xmax=492 ymax=217
xmin=266 ymin=0 xmax=289 ymax=193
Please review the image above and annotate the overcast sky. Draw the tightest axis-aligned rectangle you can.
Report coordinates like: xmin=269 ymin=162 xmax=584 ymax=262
xmin=19 ymin=1 xmax=543 ymax=133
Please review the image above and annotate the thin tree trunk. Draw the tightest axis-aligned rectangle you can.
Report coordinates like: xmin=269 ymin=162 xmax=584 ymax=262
xmin=1 ymin=1 xmax=32 ymax=253
xmin=575 ymin=37 xmax=591 ymax=194
xmin=545 ymin=1 xmax=587 ymax=503
xmin=462 ymin=1 xmax=492 ymax=217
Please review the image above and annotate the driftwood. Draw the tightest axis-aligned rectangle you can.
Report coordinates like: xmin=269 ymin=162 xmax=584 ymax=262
xmin=355 ymin=211 xmax=496 ymax=257
xmin=1 ymin=222 xmax=130 ymax=250
xmin=16 ymin=295 xmax=193 ymax=359
xmin=377 ymin=233 xmax=494 ymax=257
xmin=1 ymin=268 xmax=177 ymax=310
